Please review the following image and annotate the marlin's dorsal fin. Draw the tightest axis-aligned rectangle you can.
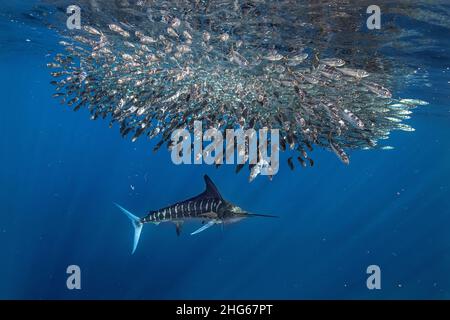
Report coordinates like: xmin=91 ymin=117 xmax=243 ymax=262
xmin=180 ymin=175 xmax=223 ymax=204
xmin=203 ymin=175 xmax=223 ymax=200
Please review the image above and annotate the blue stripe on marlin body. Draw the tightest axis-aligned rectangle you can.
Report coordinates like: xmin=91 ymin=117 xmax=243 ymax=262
xmin=142 ymin=198 xmax=224 ymax=223
xmin=115 ymin=175 xmax=277 ymax=253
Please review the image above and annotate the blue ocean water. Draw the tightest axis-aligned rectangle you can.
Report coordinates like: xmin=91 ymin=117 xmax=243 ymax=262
xmin=0 ymin=1 xmax=449 ymax=299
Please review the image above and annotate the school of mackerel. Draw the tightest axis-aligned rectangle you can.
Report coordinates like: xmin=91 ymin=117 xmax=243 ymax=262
xmin=45 ymin=0 xmax=428 ymax=181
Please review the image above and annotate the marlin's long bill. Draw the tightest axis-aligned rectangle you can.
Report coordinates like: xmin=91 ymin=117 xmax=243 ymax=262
xmin=246 ymin=213 xmax=279 ymax=218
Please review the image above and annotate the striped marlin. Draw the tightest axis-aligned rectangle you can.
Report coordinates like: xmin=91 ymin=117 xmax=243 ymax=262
xmin=115 ymin=175 xmax=277 ymax=253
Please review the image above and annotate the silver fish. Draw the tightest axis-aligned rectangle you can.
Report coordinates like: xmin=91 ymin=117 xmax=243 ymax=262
xmin=338 ymin=67 xmax=370 ymax=79
xmin=320 ymin=58 xmax=345 ymax=67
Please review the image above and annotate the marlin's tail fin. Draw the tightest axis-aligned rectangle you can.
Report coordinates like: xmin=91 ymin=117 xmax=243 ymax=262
xmin=114 ymin=203 xmax=143 ymax=254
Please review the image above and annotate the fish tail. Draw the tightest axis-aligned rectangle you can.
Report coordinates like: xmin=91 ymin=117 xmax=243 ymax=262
xmin=114 ymin=203 xmax=143 ymax=254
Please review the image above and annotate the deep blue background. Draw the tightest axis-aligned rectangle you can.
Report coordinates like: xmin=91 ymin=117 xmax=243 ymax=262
xmin=0 ymin=1 xmax=449 ymax=299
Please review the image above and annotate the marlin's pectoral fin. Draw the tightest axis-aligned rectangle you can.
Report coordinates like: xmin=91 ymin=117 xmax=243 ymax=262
xmin=191 ymin=221 xmax=216 ymax=236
